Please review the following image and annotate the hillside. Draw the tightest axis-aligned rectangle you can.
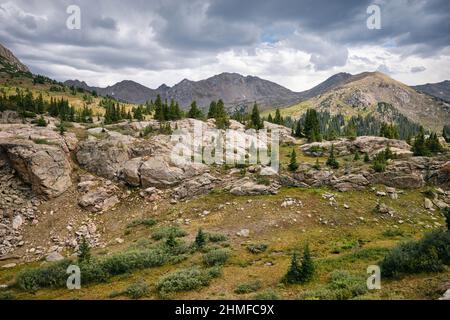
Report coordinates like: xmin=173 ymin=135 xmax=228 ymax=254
xmin=276 ymin=72 xmax=450 ymax=132
xmin=0 ymin=44 xmax=29 ymax=73
xmin=413 ymin=81 xmax=450 ymax=103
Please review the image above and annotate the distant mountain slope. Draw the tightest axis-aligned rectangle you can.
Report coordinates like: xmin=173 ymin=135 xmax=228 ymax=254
xmin=281 ymin=72 xmax=450 ymax=131
xmin=0 ymin=44 xmax=29 ymax=73
xmin=64 ymin=72 xmax=355 ymax=111
xmin=412 ymin=81 xmax=450 ymax=103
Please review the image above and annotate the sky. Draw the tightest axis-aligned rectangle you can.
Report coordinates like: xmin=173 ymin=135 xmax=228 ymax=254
xmin=0 ymin=0 xmax=449 ymax=92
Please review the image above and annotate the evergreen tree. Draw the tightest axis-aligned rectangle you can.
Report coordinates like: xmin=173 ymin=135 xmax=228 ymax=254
xmin=58 ymin=122 xmax=66 ymax=136
xmin=274 ymin=108 xmax=283 ymax=125
xmin=304 ymin=109 xmax=321 ymax=142
xmin=195 ymin=229 xmax=207 ymax=249
xmin=214 ymin=100 xmax=230 ymax=129
xmin=412 ymin=128 xmax=430 ymax=156
xmin=188 ymin=101 xmax=204 ymax=119
xmin=354 ymin=150 xmax=361 ymax=161
xmin=364 ymin=152 xmax=370 ymax=163
xmin=294 ymin=121 xmax=303 ymax=138
xmin=288 ymin=148 xmax=299 ymax=172
xmin=283 ymin=244 xmax=314 ymax=284
xmin=326 ymin=145 xmax=339 ymax=169
xmin=154 ymin=95 xmax=164 ymax=121
xmin=426 ymin=132 xmax=443 ymax=154
xmin=166 ymin=233 xmax=177 ymax=248
xmin=250 ymin=103 xmax=263 ymax=129
xmin=443 ymin=125 xmax=450 ymax=143
xmin=207 ymin=101 xmax=217 ymax=119
xmin=78 ymin=236 xmax=91 ymax=263
xmin=267 ymin=113 xmax=273 ymax=123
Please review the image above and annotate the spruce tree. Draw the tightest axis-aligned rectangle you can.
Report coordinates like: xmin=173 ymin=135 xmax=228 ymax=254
xmin=283 ymin=252 xmax=302 ymax=284
xmin=364 ymin=152 xmax=370 ymax=163
xmin=250 ymin=103 xmax=263 ymax=129
xmin=294 ymin=121 xmax=303 ymax=138
xmin=188 ymin=101 xmax=204 ymax=119
xmin=283 ymin=244 xmax=314 ymax=284
xmin=195 ymin=229 xmax=207 ymax=249
xmin=304 ymin=109 xmax=321 ymax=142
xmin=267 ymin=113 xmax=273 ymax=123
xmin=288 ymin=148 xmax=299 ymax=172
xmin=208 ymin=101 xmax=217 ymax=119
xmin=353 ymin=150 xmax=361 ymax=161
xmin=412 ymin=128 xmax=430 ymax=156
xmin=214 ymin=100 xmax=230 ymax=129
xmin=326 ymin=145 xmax=339 ymax=169
xmin=274 ymin=108 xmax=283 ymax=125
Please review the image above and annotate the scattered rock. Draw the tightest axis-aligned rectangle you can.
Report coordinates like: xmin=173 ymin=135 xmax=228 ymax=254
xmin=236 ymin=229 xmax=250 ymax=237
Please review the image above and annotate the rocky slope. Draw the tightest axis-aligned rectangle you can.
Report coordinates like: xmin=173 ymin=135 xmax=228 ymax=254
xmin=413 ymin=80 xmax=450 ymax=103
xmin=0 ymin=44 xmax=29 ymax=73
xmin=284 ymin=72 xmax=450 ymax=132
xmin=64 ymin=72 xmax=355 ymax=111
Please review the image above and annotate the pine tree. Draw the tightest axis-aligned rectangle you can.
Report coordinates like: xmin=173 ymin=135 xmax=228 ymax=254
xmin=188 ymin=101 xmax=204 ymax=119
xmin=214 ymin=100 xmax=230 ymax=129
xmin=274 ymin=108 xmax=283 ymax=125
xmin=412 ymin=128 xmax=430 ymax=156
xmin=326 ymin=145 xmax=339 ymax=169
xmin=208 ymin=101 xmax=217 ymax=119
xmin=195 ymin=229 xmax=207 ymax=249
xmin=283 ymin=244 xmax=314 ymax=284
xmin=304 ymin=109 xmax=321 ymax=142
xmin=364 ymin=152 xmax=370 ymax=163
xmin=78 ymin=236 xmax=91 ymax=263
xmin=288 ymin=148 xmax=299 ymax=172
xmin=37 ymin=116 xmax=47 ymax=127
xmin=426 ymin=132 xmax=443 ymax=154
xmin=294 ymin=121 xmax=303 ymax=138
xmin=250 ymin=103 xmax=263 ymax=129
xmin=283 ymin=252 xmax=302 ymax=284
xmin=353 ymin=150 xmax=361 ymax=161
xmin=267 ymin=113 xmax=273 ymax=123
xmin=58 ymin=122 xmax=66 ymax=136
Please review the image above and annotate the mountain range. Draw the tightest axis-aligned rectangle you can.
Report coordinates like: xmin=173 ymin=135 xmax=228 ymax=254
xmin=0 ymin=43 xmax=449 ymax=131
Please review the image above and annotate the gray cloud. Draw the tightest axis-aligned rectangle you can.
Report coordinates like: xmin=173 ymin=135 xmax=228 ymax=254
xmin=0 ymin=0 xmax=448 ymax=87
xmin=411 ymin=66 xmax=426 ymax=73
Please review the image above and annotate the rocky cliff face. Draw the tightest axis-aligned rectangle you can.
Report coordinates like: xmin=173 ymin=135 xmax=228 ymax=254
xmin=0 ymin=44 xmax=29 ymax=73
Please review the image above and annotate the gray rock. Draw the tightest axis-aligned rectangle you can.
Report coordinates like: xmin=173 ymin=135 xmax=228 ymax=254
xmin=46 ymin=252 xmax=64 ymax=262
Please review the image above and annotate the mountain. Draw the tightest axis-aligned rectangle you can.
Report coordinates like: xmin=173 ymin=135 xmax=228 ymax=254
xmin=0 ymin=44 xmax=29 ymax=73
xmin=282 ymin=72 xmax=450 ymax=131
xmin=297 ymin=72 xmax=353 ymax=100
xmin=412 ymin=80 xmax=450 ymax=103
xmin=64 ymin=72 xmax=355 ymax=111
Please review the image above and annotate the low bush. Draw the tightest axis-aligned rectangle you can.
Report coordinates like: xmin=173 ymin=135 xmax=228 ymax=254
xmin=234 ymin=281 xmax=262 ymax=294
xmin=247 ymin=244 xmax=268 ymax=254
xmin=152 ymin=226 xmax=187 ymax=241
xmin=380 ymin=230 xmax=450 ymax=278
xmin=124 ymin=282 xmax=150 ymax=299
xmin=156 ymin=267 xmax=221 ymax=297
xmin=16 ymin=243 xmax=190 ymax=292
xmin=254 ymin=289 xmax=280 ymax=300
xmin=127 ymin=218 xmax=157 ymax=228
xmin=207 ymin=233 xmax=228 ymax=243
xmin=301 ymin=270 xmax=367 ymax=300
xmin=203 ymin=248 xmax=230 ymax=266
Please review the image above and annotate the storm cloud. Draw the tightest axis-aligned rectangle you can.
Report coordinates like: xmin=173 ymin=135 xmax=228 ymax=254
xmin=0 ymin=0 xmax=448 ymax=90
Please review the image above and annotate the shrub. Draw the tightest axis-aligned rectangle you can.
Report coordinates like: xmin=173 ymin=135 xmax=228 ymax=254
xmin=203 ymin=248 xmax=230 ymax=266
xmin=16 ymin=245 xmax=189 ymax=292
xmin=156 ymin=267 xmax=221 ymax=297
xmin=443 ymin=207 xmax=450 ymax=231
xmin=124 ymin=282 xmax=150 ymax=300
xmin=36 ymin=116 xmax=47 ymax=127
xmin=288 ymin=149 xmax=299 ymax=172
xmin=301 ymin=270 xmax=367 ymax=300
xmin=78 ymin=236 xmax=91 ymax=263
xmin=127 ymin=218 xmax=157 ymax=228
xmin=247 ymin=244 xmax=268 ymax=254
xmin=207 ymin=233 xmax=228 ymax=243
xmin=254 ymin=289 xmax=280 ymax=300
xmin=380 ymin=230 xmax=450 ymax=278
xmin=152 ymin=226 xmax=187 ymax=241
xmin=234 ymin=281 xmax=262 ymax=294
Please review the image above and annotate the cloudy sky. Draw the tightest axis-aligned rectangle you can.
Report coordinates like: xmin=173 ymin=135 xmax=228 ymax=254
xmin=0 ymin=0 xmax=449 ymax=91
